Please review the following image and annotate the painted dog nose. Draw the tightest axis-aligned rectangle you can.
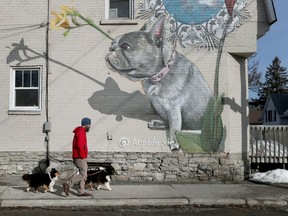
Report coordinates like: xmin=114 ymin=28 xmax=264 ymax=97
xmin=109 ymin=42 xmax=119 ymax=52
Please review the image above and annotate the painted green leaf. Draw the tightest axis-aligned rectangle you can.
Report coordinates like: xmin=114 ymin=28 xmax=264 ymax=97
xmin=200 ymin=94 xmax=224 ymax=152
xmin=214 ymin=93 xmax=224 ymax=116
xmin=175 ymin=131 xmax=204 ymax=153
xmin=63 ymin=30 xmax=70 ymax=37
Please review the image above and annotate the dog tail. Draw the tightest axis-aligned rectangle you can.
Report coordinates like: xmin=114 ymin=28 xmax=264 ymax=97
xmin=22 ymin=174 xmax=30 ymax=182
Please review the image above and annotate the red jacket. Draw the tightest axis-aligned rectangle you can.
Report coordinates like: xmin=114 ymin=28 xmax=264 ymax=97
xmin=72 ymin=126 xmax=88 ymax=159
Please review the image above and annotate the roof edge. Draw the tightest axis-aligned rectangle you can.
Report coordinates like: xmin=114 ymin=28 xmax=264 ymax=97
xmin=264 ymin=0 xmax=277 ymax=25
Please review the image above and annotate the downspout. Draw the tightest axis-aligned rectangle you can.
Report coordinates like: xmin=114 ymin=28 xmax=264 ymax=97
xmin=44 ymin=0 xmax=51 ymax=169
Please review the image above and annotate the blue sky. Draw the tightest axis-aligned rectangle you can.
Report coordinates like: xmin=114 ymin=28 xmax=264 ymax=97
xmin=249 ymin=0 xmax=288 ymax=99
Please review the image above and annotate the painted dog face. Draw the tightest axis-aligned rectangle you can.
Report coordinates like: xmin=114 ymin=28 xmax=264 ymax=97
xmin=105 ymin=15 xmax=171 ymax=81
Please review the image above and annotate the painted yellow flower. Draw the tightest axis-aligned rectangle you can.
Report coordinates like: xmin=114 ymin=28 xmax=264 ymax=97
xmin=50 ymin=11 xmax=70 ymax=30
xmin=49 ymin=5 xmax=113 ymax=40
xmin=61 ymin=6 xmax=75 ymax=15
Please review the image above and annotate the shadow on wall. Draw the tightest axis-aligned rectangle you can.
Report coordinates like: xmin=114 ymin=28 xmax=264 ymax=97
xmin=88 ymin=77 xmax=160 ymax=122
xmin=6 ymin=38 xmax=106 ymax=88
xmin=6 ymin=38 xmax=160 ymax=124
xmin=32 ymin=158 xmax=50 ymax=174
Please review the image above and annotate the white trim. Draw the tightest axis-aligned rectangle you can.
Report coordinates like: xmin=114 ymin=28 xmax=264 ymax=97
xmin=105 ymin=0 xmax=110 ymax=20
xmin=9 ymin=66 xmax=42 ymax=111
xmin=109 ymin=8 xmax=118 ymax=19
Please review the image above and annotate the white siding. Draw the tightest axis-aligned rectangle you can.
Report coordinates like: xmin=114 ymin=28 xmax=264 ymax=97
xmin=0 ymin=0 xmax=273 ymax=156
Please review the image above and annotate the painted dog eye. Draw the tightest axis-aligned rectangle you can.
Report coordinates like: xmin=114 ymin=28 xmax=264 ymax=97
xmin=120 ymin=43 xmax=131 ymax=50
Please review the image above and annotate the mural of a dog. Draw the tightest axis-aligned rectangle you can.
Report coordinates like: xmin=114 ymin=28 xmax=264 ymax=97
xmin=106 ymin=15 xmax=212 ymax=150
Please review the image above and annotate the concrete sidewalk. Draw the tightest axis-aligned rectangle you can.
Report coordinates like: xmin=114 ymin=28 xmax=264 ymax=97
xmin=0 ymin=179 xmax=288 ymax=208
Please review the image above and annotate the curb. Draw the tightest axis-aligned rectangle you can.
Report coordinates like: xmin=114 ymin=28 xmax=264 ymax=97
xmin=0 ymin=198 xmax=188 ymax=208
xmin=247 ymin=199 xmax=288 ymax=207
xmin=189 ymin=198 xmax=288 ymax=208
xmin=189 ymin=198 xmax=246 ymax=206
xmin=1 ymin=198 xmax=288 ymax=208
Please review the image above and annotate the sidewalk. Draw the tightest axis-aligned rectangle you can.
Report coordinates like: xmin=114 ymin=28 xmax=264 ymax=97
xmin=0 ymin=177 xmax=288 ymax=208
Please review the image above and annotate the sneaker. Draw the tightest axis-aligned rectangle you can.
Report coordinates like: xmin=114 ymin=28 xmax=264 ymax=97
xmin=78 ymin=192 xmax=92 ymax=196
xmin=63 ymin=183 xmax=70 ymax=196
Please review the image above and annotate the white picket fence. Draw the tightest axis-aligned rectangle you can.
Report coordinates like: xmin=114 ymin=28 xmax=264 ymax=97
xmin=250 ymin=126 xmax=288 ymax=164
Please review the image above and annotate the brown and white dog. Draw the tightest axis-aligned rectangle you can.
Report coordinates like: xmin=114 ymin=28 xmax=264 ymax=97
xmin=22 ymin=168 xmax=60 ymax=193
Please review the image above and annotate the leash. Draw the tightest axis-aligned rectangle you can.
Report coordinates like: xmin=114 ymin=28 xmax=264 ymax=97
xmin=87 ymin=169 xmax=105 ymax=176
xmin=68 ymin=170 xmax=80 ymax=180
xmin=68 ymin=168 xmax=105 ymax=179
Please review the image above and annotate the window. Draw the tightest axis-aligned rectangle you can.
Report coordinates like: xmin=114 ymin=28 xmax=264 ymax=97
xmin=106 ymin=0 xmax=134 ymax=19
xmin=10 ymin=67 xmax=41 ymax=111
xmin=265 ymin=110 xmax=277 ymax=122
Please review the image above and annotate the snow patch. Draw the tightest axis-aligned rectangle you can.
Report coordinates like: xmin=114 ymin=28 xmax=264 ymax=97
xmin=250 ymin=169 xmax=288 ymax=184
xmin=251 ymin=140 xmax=288 ymax=157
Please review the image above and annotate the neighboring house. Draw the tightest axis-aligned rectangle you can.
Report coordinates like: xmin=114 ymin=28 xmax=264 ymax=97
xmin=262 ymin=94 xmax=288 ymax=125
xmin=0 ymin=0 xmax=277 ymax=181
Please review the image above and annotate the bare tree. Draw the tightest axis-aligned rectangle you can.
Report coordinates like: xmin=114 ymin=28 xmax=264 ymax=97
xmin=248 ymin=54 xmax=262 ymax=93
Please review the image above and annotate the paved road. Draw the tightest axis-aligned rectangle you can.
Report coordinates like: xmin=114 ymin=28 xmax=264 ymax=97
xmin=0 ymin=207 xmax=288 ymax=216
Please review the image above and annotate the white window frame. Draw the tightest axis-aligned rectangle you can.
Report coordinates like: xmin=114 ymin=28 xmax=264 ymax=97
xmin=105 ymin=0 xmax=134 ymax=20
xmin=9 ymin=66 xmax=42 ymax=111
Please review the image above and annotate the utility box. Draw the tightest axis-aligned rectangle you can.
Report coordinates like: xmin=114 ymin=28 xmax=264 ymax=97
xmin=44 ymin=121 xmax=52 ymax=133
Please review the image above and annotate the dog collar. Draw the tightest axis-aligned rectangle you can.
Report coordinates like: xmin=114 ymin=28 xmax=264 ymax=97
xmin=149 ymin=51 xmax=176 ymax=85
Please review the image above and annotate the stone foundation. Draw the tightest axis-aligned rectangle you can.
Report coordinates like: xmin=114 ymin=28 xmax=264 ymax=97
xmin=0 ymin=151 xmax=247 ymax=183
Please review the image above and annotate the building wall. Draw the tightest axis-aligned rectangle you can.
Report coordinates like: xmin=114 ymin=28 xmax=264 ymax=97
xmin=0 ymin=0 xmax=48 ymax=151
xmin=0 ymin=0 xmax=273 ymax=181
xmin=224 ymin=54 xmax=249 ymax=159
xmin=48 ymin=0 xmax=256 ymax=155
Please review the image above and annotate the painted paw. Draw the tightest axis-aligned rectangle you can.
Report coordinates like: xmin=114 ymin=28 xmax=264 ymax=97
xmin=148 ymin=120 xmax=166 ymax=129
xmin=169 ymin=140 xmax=180 ymax=150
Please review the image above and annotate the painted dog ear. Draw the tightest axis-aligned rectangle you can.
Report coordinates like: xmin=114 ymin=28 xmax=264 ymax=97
xmin=149 ymin=15 xmax=166 ymax=48
xmin=139 ymin=23 xmax=147 ymax=31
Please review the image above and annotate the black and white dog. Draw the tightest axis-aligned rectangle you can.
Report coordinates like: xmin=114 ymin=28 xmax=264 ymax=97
xmin=86 ymin=165 xmax=116 ymax=191
xmin=22 ymin=168 xmax=60 ymax=193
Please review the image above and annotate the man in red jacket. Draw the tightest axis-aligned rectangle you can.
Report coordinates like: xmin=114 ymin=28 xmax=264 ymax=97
xmin=63 ymin=117 xmax=92 ymax=196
